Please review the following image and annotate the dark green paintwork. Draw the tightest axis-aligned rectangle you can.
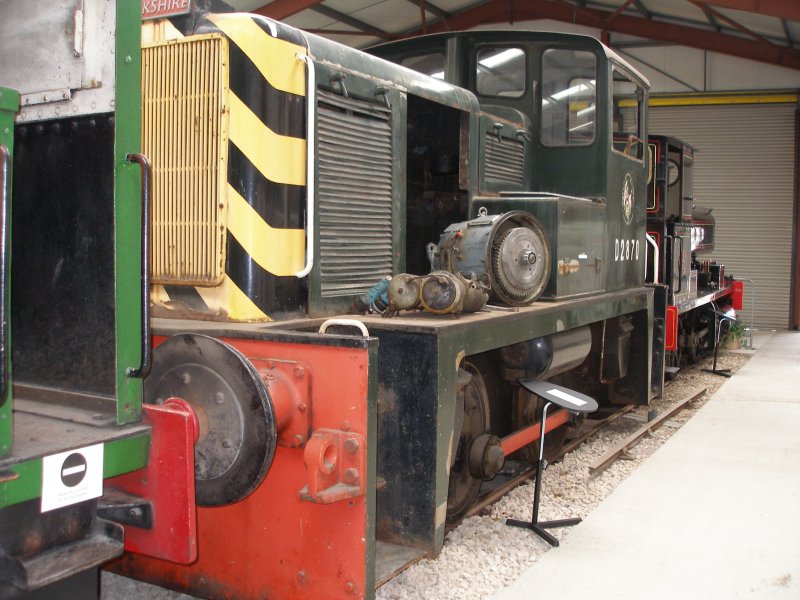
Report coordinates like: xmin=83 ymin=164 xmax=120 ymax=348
xmin=368 ymin=32 xmax=650 ymax=295
xmin=0 ymin=432 xmax=150 ymax=509
xmin=473 ymin=194 xmax=608 ymax=300
xmin=114 ymin=0 xmax=144 ymax=424
xmin=0 ymin=88 xmax=18 ymax=458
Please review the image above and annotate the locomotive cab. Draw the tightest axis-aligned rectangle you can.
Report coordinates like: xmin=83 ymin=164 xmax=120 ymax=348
xmin=369 ymin=31 xmax=650 ymax=295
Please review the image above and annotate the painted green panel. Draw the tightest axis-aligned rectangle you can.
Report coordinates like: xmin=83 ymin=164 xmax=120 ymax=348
xmin=114 ymin=0 xmax=144 ymax=424
xmin=0 ymin=432 xmax=150 ymax=509
xmin=0 ymin=87 xmax=18 ymax=458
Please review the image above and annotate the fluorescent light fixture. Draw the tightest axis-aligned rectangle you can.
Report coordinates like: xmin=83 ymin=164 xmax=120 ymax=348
xmin=552 ymin=83 xmax=590 ymax=101
xmin=569 ymin=121 xmax=594 ymax=133
xmin=577 ymin=105 xmax=595 ymax=117
xmin=478 ymin=48 xmax=524 ymax=69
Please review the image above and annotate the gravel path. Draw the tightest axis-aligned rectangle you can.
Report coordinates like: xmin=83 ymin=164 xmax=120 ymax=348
xmin=376 ymin=350 xmax=751 ymax=600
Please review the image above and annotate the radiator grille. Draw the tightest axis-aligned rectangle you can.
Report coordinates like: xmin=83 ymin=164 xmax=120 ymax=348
xmin=317 ymin=90 xmax=394 ymax=297
xmin=483 ymin=132 xmax=525 ymax=186
xmin=142 ymin=35 xmax=228 ymax=285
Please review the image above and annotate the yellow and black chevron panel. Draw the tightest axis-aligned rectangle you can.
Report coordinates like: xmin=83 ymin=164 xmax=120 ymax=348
xmin=147 ymin=14 xmax=310 ymax=321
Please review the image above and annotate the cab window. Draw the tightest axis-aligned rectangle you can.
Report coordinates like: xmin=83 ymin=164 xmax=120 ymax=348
xmin=540 ymin=49 xmax=597 ymax=147
xmin=612 ymin=69 xmax=645 ymax=160
xmin=476 ymin=46 xmax=526 ymax=97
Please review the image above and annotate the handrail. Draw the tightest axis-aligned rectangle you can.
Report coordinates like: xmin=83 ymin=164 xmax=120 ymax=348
xmin=126 ymin=153 xmax=152 ymax=379
xmin=319 ymin=319 xmax=369 ymax=337
xmin=645 ymin=233 xmax=659 ymax=284
xmin=296 ymin=53 xmax=316 ymax=278
xmin=0 ymin=145 xmax=10 ymax=400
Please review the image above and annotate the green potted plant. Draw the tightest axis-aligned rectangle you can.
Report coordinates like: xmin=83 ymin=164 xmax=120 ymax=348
xmin=720 ymin=318 xmax=744 ymax=350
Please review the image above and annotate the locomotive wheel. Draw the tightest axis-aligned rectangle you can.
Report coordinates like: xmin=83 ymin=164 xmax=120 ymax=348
xmin=446 ymin=360 xmax=491 ymax=523
xmin=145 ymin=334 xmax=277 ymax=506
xmin=514 ymin=372 xmax=575 ymax=465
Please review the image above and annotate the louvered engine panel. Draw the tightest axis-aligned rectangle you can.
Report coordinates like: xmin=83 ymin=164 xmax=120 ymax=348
xmin=142 ymin=34 xmax=229 ymax=286
xmin=317 ymin=90 xmax=394 ymax=297
xmin=483 ymin=131 xmax=525 ymax=185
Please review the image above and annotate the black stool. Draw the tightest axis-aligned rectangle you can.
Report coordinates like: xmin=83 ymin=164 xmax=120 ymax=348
xmin=506 ymin=379 xmax=598 ymax=547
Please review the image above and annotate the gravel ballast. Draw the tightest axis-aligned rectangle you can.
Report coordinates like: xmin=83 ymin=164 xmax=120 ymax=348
xmin=376 ymin=350 xmax=751 ymax=600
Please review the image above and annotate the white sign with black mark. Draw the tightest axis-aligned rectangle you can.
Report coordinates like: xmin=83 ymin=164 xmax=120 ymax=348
xmin=41 ymin=443 xmax=104 ymax=512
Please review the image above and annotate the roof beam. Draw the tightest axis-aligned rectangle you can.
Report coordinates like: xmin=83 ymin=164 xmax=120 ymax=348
xmin=605 ymin=0 xmax=637 ymax=23
xmin=311 ymin=4 xmax=389 ymax=37
xmin=406 ymin=0 xmax=800 ymax=69
xmin=251 ymin=0 xmax=325 ymax=21
xmin=403 ymin=0 xmax=450 ymax=21
xmin=632 ymin=0 xmax=652 ymax=20
xmin=703 ymin=0 xmax=800 ymax=21
xmin=782 ymin=18 xmax=794 ymax=48
xmin=696 ymin=3 xmax=723 ymax=32
xmin=691 ymin=1 xmax=774 ymax=45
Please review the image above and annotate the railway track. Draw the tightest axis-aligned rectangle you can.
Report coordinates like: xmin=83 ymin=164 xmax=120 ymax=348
xmin=451 ymin=388 xmax=706 ymax=527
xmin=447 ymin=405 xmax=636 ymax=528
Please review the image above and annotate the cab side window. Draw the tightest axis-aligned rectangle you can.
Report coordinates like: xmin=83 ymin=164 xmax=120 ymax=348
xmin=540 ymin=49 xmax=597 ymax=147
xmin=612 ymin=69 xmax=645 ymax=160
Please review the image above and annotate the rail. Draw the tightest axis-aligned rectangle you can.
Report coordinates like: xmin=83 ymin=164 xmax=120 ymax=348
xmin=588 ymin=389 xmax=706 ymax=475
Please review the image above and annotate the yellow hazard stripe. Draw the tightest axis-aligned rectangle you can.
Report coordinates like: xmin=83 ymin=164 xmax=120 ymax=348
xmin=226 ymin=184 xmax=305 ymax=276
xmin=228 ymin=93 xmax=306 ymax=186
xmin=195 ymin=277 xmax=272 ymax=322
xmin=207 ymin=13 xmax=306 ymax=96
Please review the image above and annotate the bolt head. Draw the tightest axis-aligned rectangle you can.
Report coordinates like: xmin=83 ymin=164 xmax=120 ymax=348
xmin=344 ymin=468 xmax=359 ymax=484
xmin=344 ymin=438 xmax=359 ymax=453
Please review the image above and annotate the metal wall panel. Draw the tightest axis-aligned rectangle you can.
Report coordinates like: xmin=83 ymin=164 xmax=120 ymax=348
xmin=649 ymin=103 xmax=796 ymax=329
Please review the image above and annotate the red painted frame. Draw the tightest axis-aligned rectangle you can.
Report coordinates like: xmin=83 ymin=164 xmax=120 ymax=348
xmin=109 ymin=336 xmax=375 ymax=600
xmin=665 ymin=305 xmax=679 ymax=351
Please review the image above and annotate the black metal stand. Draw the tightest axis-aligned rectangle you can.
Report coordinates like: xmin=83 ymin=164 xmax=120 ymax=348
xmin=702 ymin=309 xmax=732 ymax=378
xmin=506 ymin=402 xmax=580 ymax=547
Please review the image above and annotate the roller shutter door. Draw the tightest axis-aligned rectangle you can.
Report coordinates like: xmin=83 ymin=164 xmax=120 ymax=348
xmin=649 ymin=103 xmax=795 ymax=329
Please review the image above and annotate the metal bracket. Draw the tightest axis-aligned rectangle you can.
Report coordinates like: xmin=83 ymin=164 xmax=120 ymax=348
xmin=97 ymin=489 xmax=154 ymax=529
xmin=253 ymin=359 xmax=311 ymax=448
xmin=299 ymin=429 xmax=366 ymax=504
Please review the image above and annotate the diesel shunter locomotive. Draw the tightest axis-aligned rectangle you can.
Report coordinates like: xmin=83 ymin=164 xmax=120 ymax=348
xmin=0 ymin=2 xmax=739 ymax=599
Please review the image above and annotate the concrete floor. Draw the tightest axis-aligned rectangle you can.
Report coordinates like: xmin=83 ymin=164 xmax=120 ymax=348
xmin=492 ymin=331 xmax=800 ymax=600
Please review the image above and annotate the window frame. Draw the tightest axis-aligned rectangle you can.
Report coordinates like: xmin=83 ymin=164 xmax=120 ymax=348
xmin=539 ymin=47 xmax=599 ymax=148
xmin=610 ymin=66 xmax=645 ymax=163
xmin=474 ymin=44 xmax=528 ymax=99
